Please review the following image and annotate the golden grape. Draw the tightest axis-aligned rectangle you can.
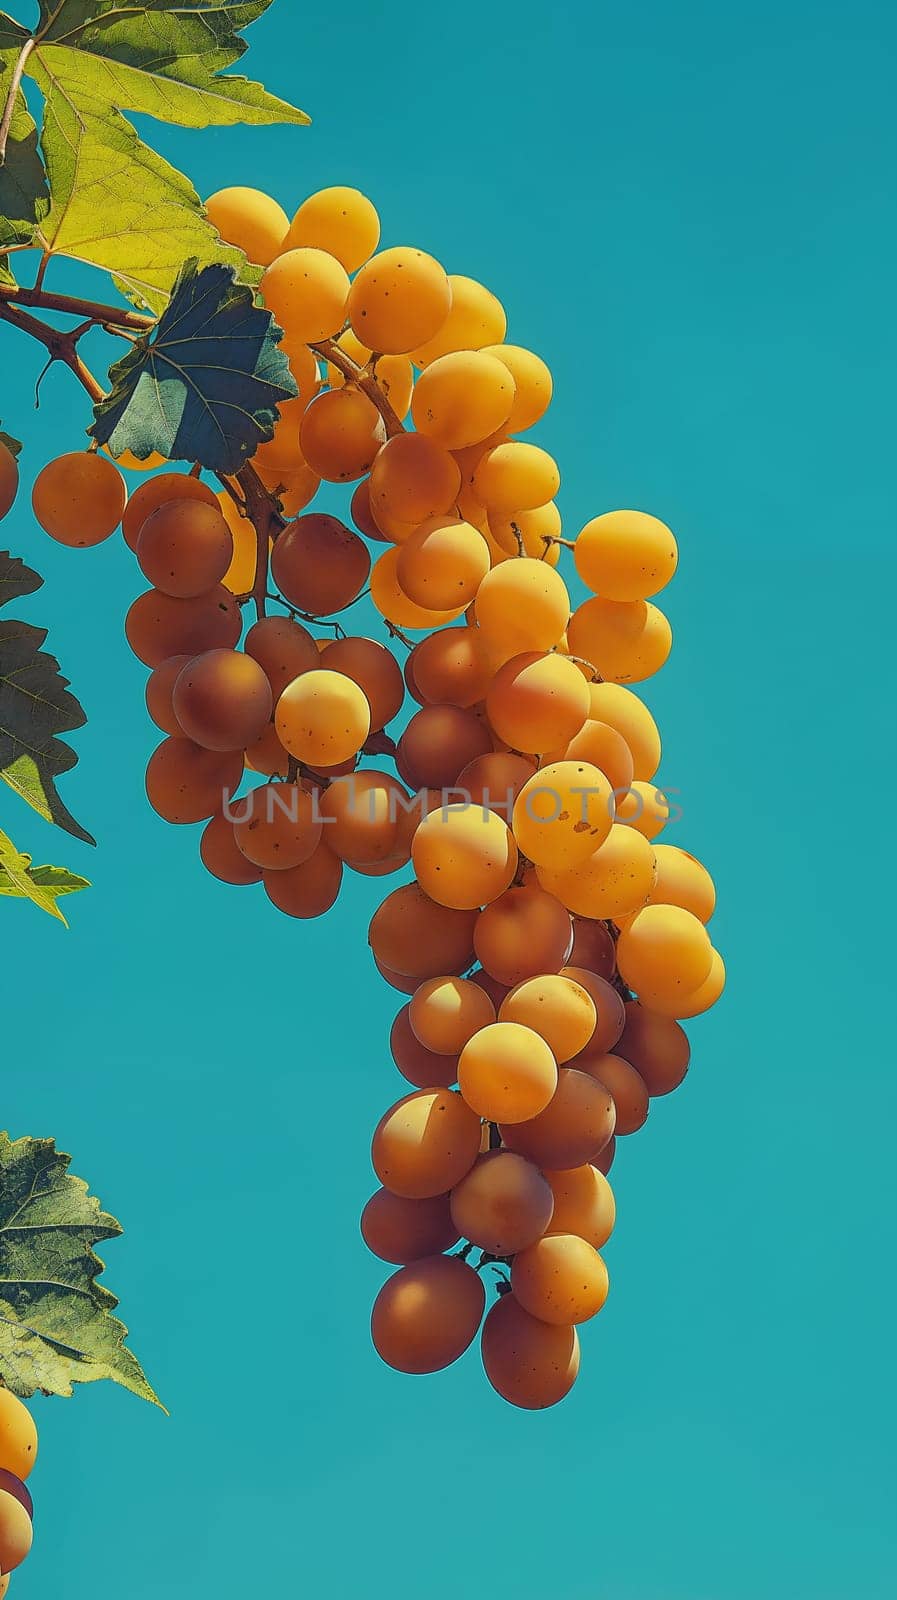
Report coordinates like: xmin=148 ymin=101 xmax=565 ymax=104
xmin=616 ymin=904 xmax=714 ymax=1005
xmin=616 ymin=780 xmax=671 ymax=839
xmin=275 ymin=669 xmax=371 ymax=765
xmin=544 ymin=1165 xmax=615 ymax=1249
xmin=349 ymin=246 xmax=452 ymax=354
xmin=512 ymin=759 xmax=614 ymax=869
xmin=199 ymin=811 xmax=262 ymax=886
xmin=499 ymin=974 xmax=596 ymax=1063
xmin=581 ymin=1052 xmax=649 ymax=1134
xmin=319 ymin=635 xmax=404 ymax=731
xmin=144 ymin=653 xmax=191 ymax=736
xmin=586 ymin=683 xmax=661 ymax=781
xmin=412 ymin=803 xmax=518 ymax=910
xmin=0 ymin=1485 xmax=33 ymax=1573
xmin=473 ymin=441 xmax=560 ymax=512
xmin=647 ymin=844 xmax=716 ymax=921
xmin=567 ymin=596 xmax=673 ymax=683
xmin=125 ymin=585 xmax=241 ymax=667
xmin=458 ymin=1021 xmax=558 ymax=1123
xmin=561 ymin=967 xmax=626 ymax=1054
xmin=476 ymin=559 xmax=570 ymax=653
xmin=397 ymin=517 xmax=490 ymax=609
xmin=575 ymin=509 xmax=678 ymax=600
xmin=369 ymin=431 xmax=461 ymax=525
xmin=0 ymin=1391 xmax=37 ymax=1480
xmin=537 ymin=823 xmax=656 ymax=920
xmin=512 ymin=1234 xmax=609 ymax=1325
xmin=411 ymin=351 xmax=516 ymax=449
xmin=261 ymin=247 xmax=350 ymax=342
xmin=205 ymin=186 xmax=288 ymax=264
xmin=244 ymin=614 xmax=319 ymax=699
xmin=284 ymin=185 xmax=380 ymax=271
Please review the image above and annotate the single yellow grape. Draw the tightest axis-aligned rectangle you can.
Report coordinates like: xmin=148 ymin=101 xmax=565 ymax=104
xmin=544 ymin=1164 xmax=615 ymax=1248
xmin=397 ymin=516 xmax=490 ymax=609
xmin=348 ymin=246 xmax=452 ymax=354
xmin=283 ymin=185 xmax=380 ymax=271
xmin=458 ymin=1020 xmax=558 ymax=1123
xmin=412 ymin=803 xmax=518 ymax=910
xmin=617 ymin=904 xmax=714 ymax=1005
xmin=473 ymin=441 xmax=560 ymax=511
xmin=411 ymin=350 xmax=516 ymax=449
xmin=299 ymin=387 xmax=386 ymax=481
xmin=261 ymin=247 xmax=350 ymax=342
xmin=512 ymin=759 xmax=614 ymax=869
xmin=370 ymin=546 xmax=465 ymax=631
xmin=616 ymin=780 xmax=671 ymax=839
xmin=512 ymin=1234 xmax=609 ymax=1325
xmin=275 ymin=669 xmax=371 ymax=765
xmin=369 ymin=432 xmax=461 ymax=525
xmin=476 ymin=558 xmax=570 ymax=654
xmin=500 ymin=973 xmax=596 ymax=1063
xmin=33 ymin=451 xmax=126 ymax=546
xmin=205 ymin=186 xmax=288 ymax=264
xmin=647 ymin=844 xmax=716 ymax=921
xmin=567 ymin=596 xmax=673 ymax=683
xmin=574 ymin=509 xmax=678 ymax=600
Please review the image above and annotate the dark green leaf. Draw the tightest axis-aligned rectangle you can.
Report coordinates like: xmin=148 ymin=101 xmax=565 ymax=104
xmin=0 ymin=551 xmax=94 ymax=844
xmin=0 ymin=1133 xmax=164 ymax=1406
xmin=91 ymin=259 xmax=297 ymax=474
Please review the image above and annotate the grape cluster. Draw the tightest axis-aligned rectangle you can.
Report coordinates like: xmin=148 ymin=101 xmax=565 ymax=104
xmin=25 ymin=181 xmax=724 ymax=1409
xmin=0 ymin=1389 xmax=38 ymax=1591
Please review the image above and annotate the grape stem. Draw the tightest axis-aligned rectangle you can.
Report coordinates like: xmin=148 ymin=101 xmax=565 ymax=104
xmin=233 ymin=462 xmax=283 ymax=621
xmin=310 ymin=338 xmax=405 ymax=438
xmin=0 ymin=298 xmax=105 ymax=402
xmin=0 ymin=281 xmax=154 ymax=331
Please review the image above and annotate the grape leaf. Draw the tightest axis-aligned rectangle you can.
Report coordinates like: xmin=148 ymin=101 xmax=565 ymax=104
xmin=90 ymin=259 xmax=297 ymax=474
xmin=0 ymin=1133 xmax=164 ymax=1406
xmin=0 ymin=550 xmax=94 ymax=845
xmin=0 ymin=54 xmax=50 ymax=250
xmin=0 ymin=3 xmax=307 ymax=310
xmin=0 ymin=854 xmax=89 ymax=906
xmin=0 ymin=824 xmax=84 ymax=920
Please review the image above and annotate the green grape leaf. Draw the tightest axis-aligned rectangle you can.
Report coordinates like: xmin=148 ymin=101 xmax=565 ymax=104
xmin=0 ymin=52 xmax=50 ymax=250
xmin=0 ymin=2 xmax=307 ymax=310
xmin=0 ymin=824 xmax=67 ymax=919
xmin=0 ymin=1133 xmax=164 ymax=1406
xmin=90 ymin=259 xmax=297 ymax=474
xmin=0 ymin=550 xmax=94 ymax=845
xmin=0 ymin=854 xmax=89 ymax=908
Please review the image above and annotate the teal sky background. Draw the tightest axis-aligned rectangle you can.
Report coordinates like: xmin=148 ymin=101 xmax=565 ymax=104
xmin=2 ymin=2 xmax=896 ymax=1596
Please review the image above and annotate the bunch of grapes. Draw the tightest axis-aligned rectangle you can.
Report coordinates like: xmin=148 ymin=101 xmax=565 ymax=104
xmin=0 ymin=1389 xmax=38 ymax=1592
xmin=23 ymin=182 xmax=724 ymax=1409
